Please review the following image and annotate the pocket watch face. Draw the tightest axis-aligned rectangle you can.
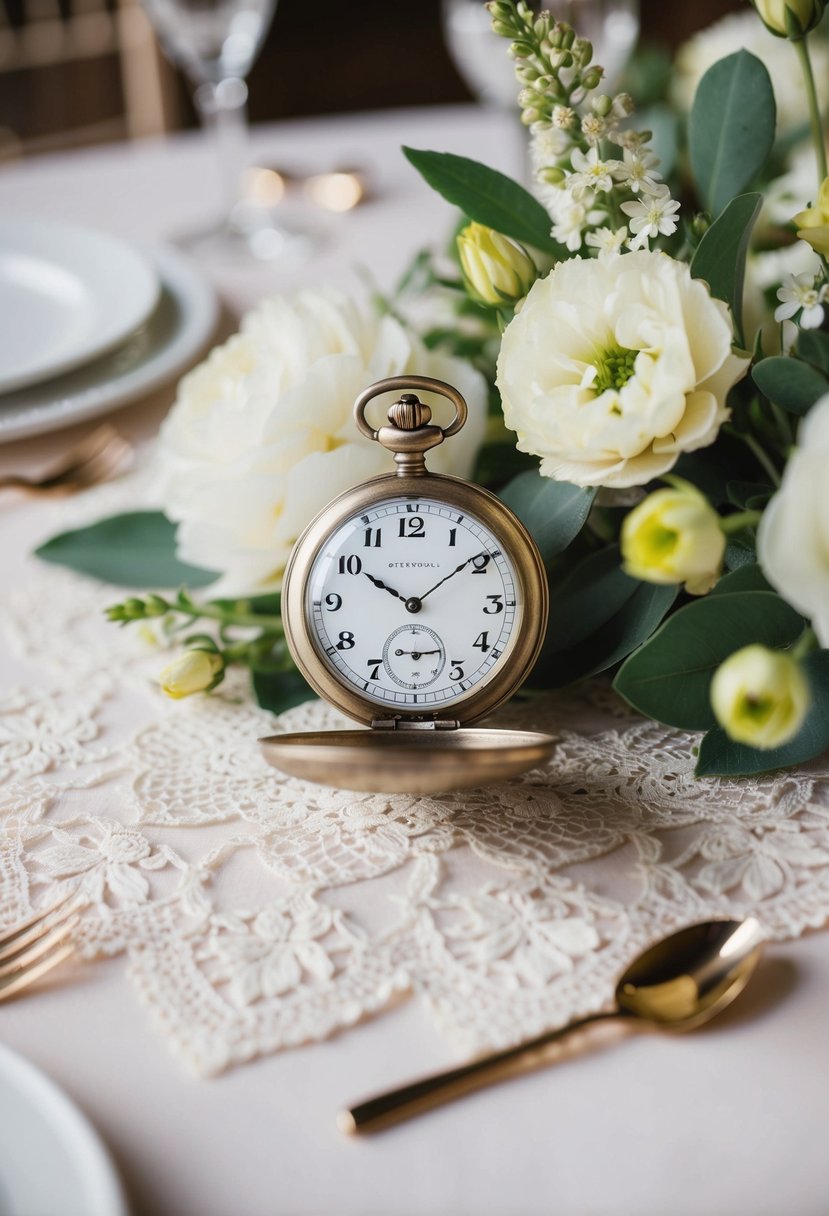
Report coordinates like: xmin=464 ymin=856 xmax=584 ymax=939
xmin=305 ymin=496 xmax=522 ymax=712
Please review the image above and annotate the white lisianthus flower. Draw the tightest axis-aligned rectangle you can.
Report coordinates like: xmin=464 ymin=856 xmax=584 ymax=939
xmin=710 ymin=645 xmax=810 ymax=749
xmin=673 ymin=11 xmax=829 ymax=135
xmin=620 ymin=481 xmax=725 ymax=595
xmin=158 ymin=288 xmax=487 ymax=595
xmin=758 ymin=394 xmax=829 ymax=645
xmin=497 ymin=250 xmax=750 ymax=488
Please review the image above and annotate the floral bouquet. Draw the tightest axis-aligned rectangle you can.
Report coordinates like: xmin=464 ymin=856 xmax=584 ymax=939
xmin=39 ymin=0 xmax=829 ymax=778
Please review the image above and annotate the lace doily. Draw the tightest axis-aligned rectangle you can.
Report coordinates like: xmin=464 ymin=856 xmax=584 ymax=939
xmin=2 ymin=473 xmax=828 ymax=1077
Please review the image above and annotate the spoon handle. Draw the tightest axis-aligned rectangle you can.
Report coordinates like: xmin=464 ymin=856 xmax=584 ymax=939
xmin=338 ymin=1010 xmax=619 ymax=1135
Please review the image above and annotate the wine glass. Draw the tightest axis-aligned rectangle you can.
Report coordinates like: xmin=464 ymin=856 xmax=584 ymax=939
xmin=442 ymin=0 xmax=640 ymax=109
xmin=142 ymin=0 xmax=311 ymax=262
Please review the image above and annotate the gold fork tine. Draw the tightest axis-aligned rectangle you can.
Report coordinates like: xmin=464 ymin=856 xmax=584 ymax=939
xmin=0 ymin=425 xmax=133 ymax=494
xmin=0 ymin=912 xmax=80 ymax=975
xmin=0 ymin=891 xmax=81 ymax=958
xmin=0 ymin=940 xmax=76 ymax=1001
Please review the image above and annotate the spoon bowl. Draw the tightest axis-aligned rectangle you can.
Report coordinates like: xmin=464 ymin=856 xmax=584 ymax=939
xmin=339 ymin=917 xmax=765 ymax=1134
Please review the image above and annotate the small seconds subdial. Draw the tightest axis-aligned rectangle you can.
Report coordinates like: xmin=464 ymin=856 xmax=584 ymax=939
xmin=383 ymin=624 xmax=445 ymax=689
xmin=306 ymin=496 xmax=521 ymax=711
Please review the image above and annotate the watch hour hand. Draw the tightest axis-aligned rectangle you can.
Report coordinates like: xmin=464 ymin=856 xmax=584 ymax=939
xmin=362 ymin=570 xmax=404 ymax=601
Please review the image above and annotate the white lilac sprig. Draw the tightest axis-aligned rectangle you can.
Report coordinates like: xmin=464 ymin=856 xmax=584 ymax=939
xmin=487 ymin=0 xmax=680 ymax=256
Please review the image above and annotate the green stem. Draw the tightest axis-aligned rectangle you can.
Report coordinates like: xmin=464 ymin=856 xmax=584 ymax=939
xmin=793 ymin=36 xmax=828 ymax=188
xmin=792 ymin=626 xmax=819 ymax=662
xmin=741 ymin=433 xmax=782 ymax=487
xmin=720 ymin=509 xmax=763 ymax=534
xmin=179 ymin=602 xmax=283 ymax=632
xmin=770 ymin=401 xmax=794 ymax=450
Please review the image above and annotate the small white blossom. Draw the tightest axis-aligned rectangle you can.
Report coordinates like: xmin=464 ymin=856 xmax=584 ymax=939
xmin=568 ymin=146 xmax=616 ymax=196
xmin=581 ymin=114 xmax=606 ymax=144
xmin=585 ymin=225 xmax=629 ymax=257
xmin=621 ymin=185 xmax=681 ymax=248
xmin=549 ymin=188 xmax=607 ymax=252
xmin=552 ymin=104 xmax=576 ymax=129
xmin=774 ymin=272 xmax=828 ymax=330
xmin=612 ymin=147 xmax=662 ymax=194
xmin=610 ymin=127 xmax=650 ymax=152
xmin=529 ymin=124 xmax=571 ymax=172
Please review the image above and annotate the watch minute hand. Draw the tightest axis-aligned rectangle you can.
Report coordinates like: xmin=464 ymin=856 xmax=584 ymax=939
xmin=418 ymin=553 xmax=486 ymax=603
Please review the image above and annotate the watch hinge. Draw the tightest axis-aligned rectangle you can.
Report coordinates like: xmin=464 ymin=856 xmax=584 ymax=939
xmin=371 ymin=716 xmax=460 ymax=731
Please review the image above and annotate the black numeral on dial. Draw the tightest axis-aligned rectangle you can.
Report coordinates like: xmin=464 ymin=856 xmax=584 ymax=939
xmin=483 ymin=595 xmax=503 ymax=614
xmin=338 ymin=555 xmax=362 ymax=575
xmin=363 ymin=528 xmax=382 ymax=548
xmin=398 ymin=516 xmax=425 ymax=539
xmin=449 ymin=660 xmax=465 ymax=680
xmin=324 ymin=593 xmax=342 ymax=612
xmin=336 ymin=631 xmax=355 ymax=650
xmin=471 ymin=554 xmax=490 ymax=574
xmin=366 ymin=658 xmax=383 ymax=680
xmin=472 ymin=631 xmax=490 ymax=652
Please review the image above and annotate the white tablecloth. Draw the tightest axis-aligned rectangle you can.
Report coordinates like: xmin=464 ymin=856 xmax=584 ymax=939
xmin=1 ymin=106 xmax=828 ymax=1216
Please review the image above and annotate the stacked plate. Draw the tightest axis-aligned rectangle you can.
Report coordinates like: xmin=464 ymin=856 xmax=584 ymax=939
xmin=0 ymin=216 xmax=219 ymax=443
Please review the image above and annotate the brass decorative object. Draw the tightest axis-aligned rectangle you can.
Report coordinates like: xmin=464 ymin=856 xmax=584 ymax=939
xmin=338 ymin=918 xmax=765 ymax=1133
xmin=260 ymin=375 xmax=553 ymax=794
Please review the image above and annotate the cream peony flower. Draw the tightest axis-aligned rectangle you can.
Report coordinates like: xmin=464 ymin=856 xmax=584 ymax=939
xmin=496 ymin=251 xmax=749 ymax=488
xmin=757 ymin=394 xmax=829 ymax=645
xmin=157 ymin=288 xmax=487 ymax=595
xmin=672 ymin=11 xmax=829 ymax=134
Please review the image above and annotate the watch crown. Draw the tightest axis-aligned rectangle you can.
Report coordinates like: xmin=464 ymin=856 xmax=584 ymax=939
xmin=388 ymin=393 xmax=432 ymax=431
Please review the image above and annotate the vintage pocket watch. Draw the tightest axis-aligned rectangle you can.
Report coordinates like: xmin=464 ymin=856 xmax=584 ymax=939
xmin=259 ymin=375 xmax=554 ymax=794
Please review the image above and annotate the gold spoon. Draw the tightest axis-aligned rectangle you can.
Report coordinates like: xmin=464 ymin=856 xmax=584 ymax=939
xmin=338 ymin=917 xmax=764 ymax=1135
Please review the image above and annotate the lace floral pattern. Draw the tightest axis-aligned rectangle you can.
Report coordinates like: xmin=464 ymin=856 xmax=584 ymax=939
xmin=1 ymin=476 xmax=829 ymax=1076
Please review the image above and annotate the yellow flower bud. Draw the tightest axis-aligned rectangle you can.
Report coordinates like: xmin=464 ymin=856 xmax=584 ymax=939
xmin=793 ymin=176 xmax=829 ymax=256
xmin=160 ymin=650 xmax=224 ymax=699
xmin=620 ymin=482 xmax=725 ymax=595
xmin=710 ymin=645 xmax=810 ymax=748
xmin=457 ymin=223 xmax=537 ymax=308
xmin=751 ymin=0 xmax=825 ymax=36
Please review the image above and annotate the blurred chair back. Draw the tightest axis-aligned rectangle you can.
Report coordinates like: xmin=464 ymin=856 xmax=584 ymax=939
xmin=0 ymin=0 xmax=178 ymax=158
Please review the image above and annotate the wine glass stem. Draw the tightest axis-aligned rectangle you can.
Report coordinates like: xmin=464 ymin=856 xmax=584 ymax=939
xmin=194 ymin=78 xmax=250 ymax=223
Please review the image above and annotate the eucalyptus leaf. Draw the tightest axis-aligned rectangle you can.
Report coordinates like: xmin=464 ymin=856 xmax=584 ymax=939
xmin=35 ymin=512 xmax=218 ymax=589
xmin=498 ymin=471 xmax=595 ymax=566
xmin=689 ymin=51 xmax=776 ymax=216
xmin=252 ymin=669 xmax=315 ymax=715
xmin=403 ymin=147 xmax=564 ymax=256
xmin=690 ymin=192 xmax=761 ymax=343
xmin=532 ymin=546 xmax=676 ymax=687
xmin=752 ymin=356 xmax=829 ymax=415
xmin=696 ymin=651 xmax=829 ymax=775
xmin=613 ymin=591 xmax=804 ymax=730
xmin=796 ymin=329 xmax=829 ymax=375
xmin=724 ymin=538 xmax=757 ymax=570
xmin=709 ymin=564 xmax=773 ymax=596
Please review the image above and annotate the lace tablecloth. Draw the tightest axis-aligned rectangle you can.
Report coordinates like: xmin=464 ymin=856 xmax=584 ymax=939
xmin=3 ymin=470 xmax=829 ymax=1080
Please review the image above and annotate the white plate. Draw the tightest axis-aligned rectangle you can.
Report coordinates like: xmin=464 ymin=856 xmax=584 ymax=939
xmin=0 ymin=1042 xmax=128 ymax=1216
xmin=0 ymin=243 xmax=218 ymax=443
xmin=0 ymin=216 xmax=161 ymax=394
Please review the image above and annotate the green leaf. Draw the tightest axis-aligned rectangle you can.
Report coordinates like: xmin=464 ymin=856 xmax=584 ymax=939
xmin=796 ymin=329 xmax=829 ymax=376
xmin=709 ymin=564 xmax=773 ymax=596
xmin=689 ymin=51 xmax=776 ymax=216
xmin=724 ymin=539 xmax=758 ymax=571
xmin=209 ymin=593 xmax=281 ymax=616
xmin=498 ymin=471 xmax=595 ymax=566
xmin=696 ymin=651 xmax=829 ymax=775
xmin=752 ymin=355 xmax=829 ymax=415
xmin=532 ymin=546 xmax=676 ymax=687
xmin=613 ymin=591 xmax=804 ymax=730
xmin=35 ymin=512 xmax=218 ymax=589
xmin=403 ymin=147 xmax=564 ymax=256
xmin=726 ymin=481 xmax=772 ymax=509
xmin=252 ymin=668 xmax=315 ymax=715
xmin=690 ymin=192 xmax=762 ymax=343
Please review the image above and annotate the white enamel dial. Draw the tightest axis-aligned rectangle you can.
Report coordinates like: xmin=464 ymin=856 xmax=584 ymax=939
xmin=306 ymin=496 xmax=521 ymax=711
